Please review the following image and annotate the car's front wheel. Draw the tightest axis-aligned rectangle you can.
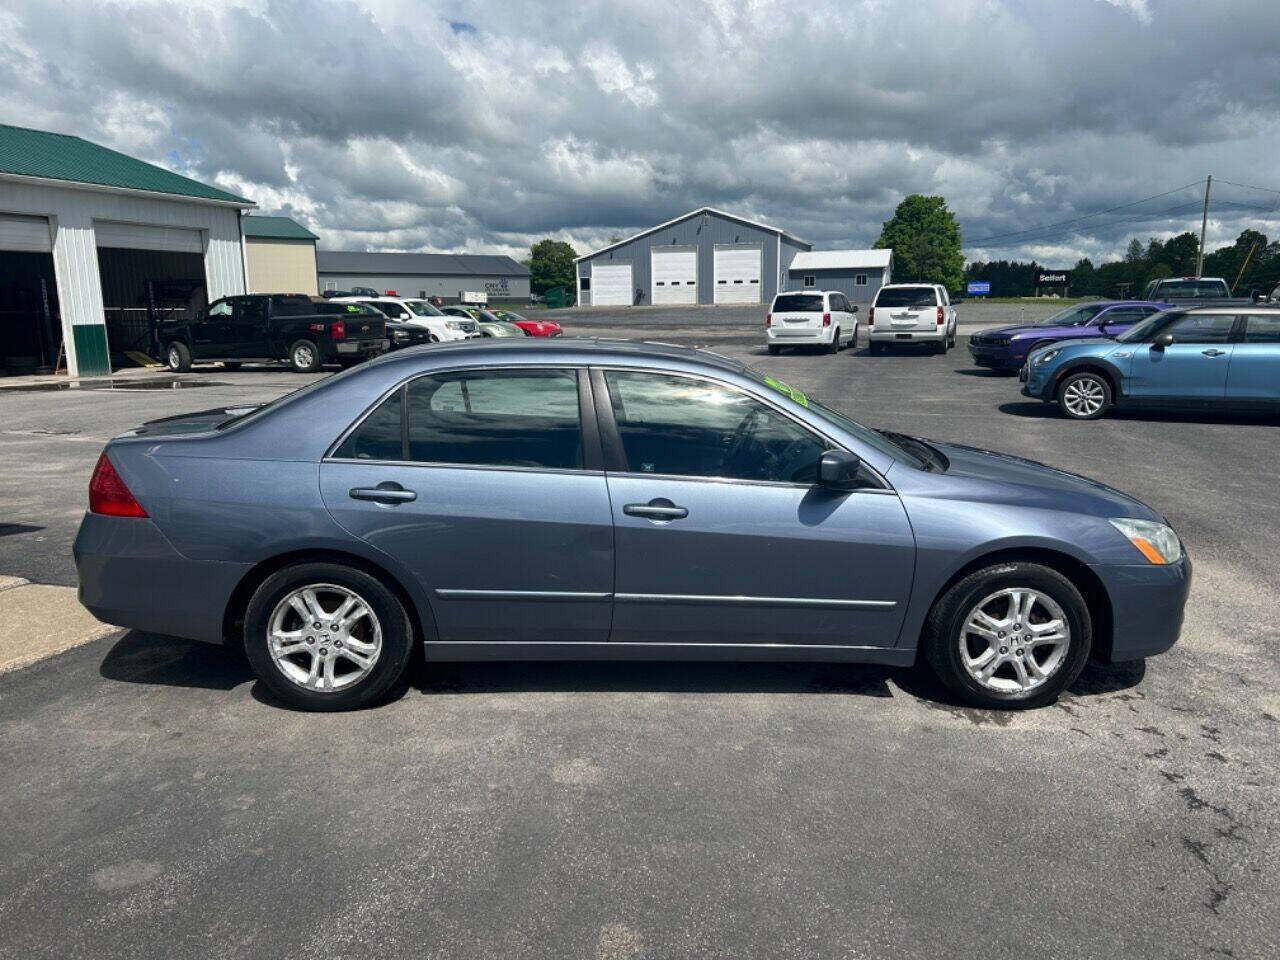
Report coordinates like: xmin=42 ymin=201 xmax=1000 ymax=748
xmin=923 ymin=561 xmax=1092 ymax=709
xmin=289 ymin=339 xmax=322 ymax=373
xmin=243 ymin=563 xmax=414 ymax=711
xmin=1057 ymin=371 xmax=1112 ymax=420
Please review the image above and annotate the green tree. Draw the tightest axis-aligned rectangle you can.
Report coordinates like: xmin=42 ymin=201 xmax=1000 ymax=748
xmin=1161 ymin=232 xmax=1200 ymax=276
xmin=527 ymin=239 xmax=578 ymax=294
xmin=875 ymin=195 xmax=964 ymax=291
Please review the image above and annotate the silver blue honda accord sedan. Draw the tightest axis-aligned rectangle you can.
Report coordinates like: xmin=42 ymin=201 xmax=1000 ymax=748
xmin=75 ymin=338 xmax=1190 ymax=711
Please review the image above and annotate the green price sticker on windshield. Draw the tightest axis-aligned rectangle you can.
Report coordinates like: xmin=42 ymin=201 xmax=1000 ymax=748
xmin=763 ymin=375 xmax=809 ymax=407
xmin=346 ymin=304 xmax=362 ymax=312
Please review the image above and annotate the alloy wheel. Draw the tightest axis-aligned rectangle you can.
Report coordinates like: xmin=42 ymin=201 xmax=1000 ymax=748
xmin=1062 ymin=377 xmax=1106 ymax=417
xmin=958 ymin=588 xmax=1070 ymax=694
xmin=267 ymin=584 xmax=383 ymax=691
xmin=294 ymin=344 xmax=315 ymax=368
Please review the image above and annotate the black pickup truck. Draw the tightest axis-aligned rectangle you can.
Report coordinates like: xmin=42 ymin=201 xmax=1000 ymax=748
xmin=158 ymin=294 xmax=389 ymax=373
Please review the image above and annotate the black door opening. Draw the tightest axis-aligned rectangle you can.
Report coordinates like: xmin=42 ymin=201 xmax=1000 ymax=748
xmin=0 ymin=251 xmax=61 ymax=376
xmin=96 ymin=248 xmax=207 ymax=365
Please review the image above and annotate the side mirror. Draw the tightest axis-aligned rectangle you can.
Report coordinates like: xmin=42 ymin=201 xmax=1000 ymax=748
xmin=849 ymin=304 xmax=859 ymax=313
xmin=818 ymin=449 xmax=862 ymax=490
xmin=1252 ymin=290 xmax=1264 ymax=304
xmin=1153 ymin=332 xmax=1175 ymax=349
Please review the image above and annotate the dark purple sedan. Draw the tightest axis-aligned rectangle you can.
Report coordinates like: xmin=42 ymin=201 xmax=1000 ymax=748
xmin=968 ymin=301 xmax=1168 ymax=373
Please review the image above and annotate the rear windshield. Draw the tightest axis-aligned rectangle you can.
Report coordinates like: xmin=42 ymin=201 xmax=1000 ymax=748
xmin=773 ymin=294 xmax=824 ymax=312
xmin=875 ymin=287 xmax=938 ymax=308
xmin=1148 ymin=279 xmax=1229 ymax=299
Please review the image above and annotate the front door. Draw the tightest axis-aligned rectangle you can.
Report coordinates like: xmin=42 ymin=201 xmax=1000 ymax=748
xmin=320 ymin=367 xmax=614 ymax=645
xmin=229 ymin=296 xmax=269 ymax=358
xmin=1226 ymin=314 xmax=1280 ymax=400
xmin=192 ymin=299 xmax=232 ymax=356
xmin=596 ymin=369 xmax=915 ymax=648
xmin=1126 ymin=312 xmax=1238 ymax=399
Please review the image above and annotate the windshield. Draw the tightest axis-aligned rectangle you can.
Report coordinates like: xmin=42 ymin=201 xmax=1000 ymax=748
xmin=773 ymin=294 xmax=824 ymax=312
xmin=408 ymin=300 xmax=444 ymax=316
xmin=749 ymin=370 xmax=929 ymax=469
xmin=1115 ymin=309 xmax=1180 ymax=343
xmin=1035 ymin=303 xmax=1105 ymax=327
xmin=1150 ymin=279 xmax=1229 ymax=299
xmin=875 ymin=286 xmax=938 ymax=308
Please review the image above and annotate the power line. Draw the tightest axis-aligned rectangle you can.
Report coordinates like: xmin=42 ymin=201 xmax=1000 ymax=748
xmin=971 ymin=199 xmax=1209 ymax=251
xmin=968 ymin=180 xmax=1205 ymax=245
xmin=1215 ymin=178 xmax=1280 ymax=196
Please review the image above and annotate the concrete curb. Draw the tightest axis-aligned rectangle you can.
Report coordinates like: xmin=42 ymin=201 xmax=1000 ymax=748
xmin=0 ymin=581 xmax=118 ymax=674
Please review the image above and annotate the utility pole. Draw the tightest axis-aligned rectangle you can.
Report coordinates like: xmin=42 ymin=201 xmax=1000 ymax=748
xmin=1196 ymin=175 xmax=1212 ymax=278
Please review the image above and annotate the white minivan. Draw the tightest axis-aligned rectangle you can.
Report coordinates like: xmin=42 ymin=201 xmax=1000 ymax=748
xmin=867 ymin=283 xmax=957 ymax=354
xmin=765 ymin=290 xmax=859 ymax=355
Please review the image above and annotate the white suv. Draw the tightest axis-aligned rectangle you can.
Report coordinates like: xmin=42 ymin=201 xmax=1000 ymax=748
xmin=765 ymin=290 xmax=859 ymax=355
xmin=867 ymin=284 xmax=957 ymax=355
xmin=332 ymin=297 xmax=479 ymax=342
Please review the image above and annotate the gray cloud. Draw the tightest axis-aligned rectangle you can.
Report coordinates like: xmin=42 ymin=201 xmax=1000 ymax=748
xmin=1 ymin=0 xmax=1278 ymax=263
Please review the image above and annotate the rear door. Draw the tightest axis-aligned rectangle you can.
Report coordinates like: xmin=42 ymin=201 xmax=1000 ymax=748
xmin=876 ymin=286 xmax=939 ymax=333
xmin=230 ymin=296 xmax=269 ymax=358
xmin=1126 ymin=313 xmax=1237 ymax=399
xmin=770 ymin=292 xmax=825 ymax=341
xmin=1226 ymin=314 xmax=1280 ymax=399
xmin=595 ymin=368 xmax=915 ymax=648
xmin=320 ymin=366 xmax=614 ymax=646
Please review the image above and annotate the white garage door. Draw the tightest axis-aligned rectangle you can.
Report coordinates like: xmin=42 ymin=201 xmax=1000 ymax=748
xmin=591 ymin=263 xmax=633 ymax=306
xmin=713 ymin=244 xmax=762 ymax=304
xmin=0 ymin=214 xmax=52 ymax=252
xmin=94 ymin=221 xmax=203 ymax=253
xmin=651 ymin=247 xmax=697 ymax=305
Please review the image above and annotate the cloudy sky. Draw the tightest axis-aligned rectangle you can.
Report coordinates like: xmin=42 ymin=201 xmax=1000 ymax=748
xmin=3 ymin=0 xmax=1278 ymax=265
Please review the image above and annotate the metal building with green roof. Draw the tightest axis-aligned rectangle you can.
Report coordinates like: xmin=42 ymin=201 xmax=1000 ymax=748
xmin=0 ymin=123 xmax=256 ymax=377
xmin=242 ymin=215 xmax=320 ymax=295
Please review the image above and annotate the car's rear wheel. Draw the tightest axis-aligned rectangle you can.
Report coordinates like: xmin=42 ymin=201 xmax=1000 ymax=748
xmin=165 ymin=341 xmax=192 ymax=373
xmin=289 ymin=339 xmax=322 ymax=373
xmin=934 ymin=337 xmax=948 ymax=355
xmin=1057 ymin=371 xmax=1112 ymax=420
xmin=923 ymin=561 xmax=1092 ymax=709
xmin=243 ymin=563 xmax=414 ymax=711
xmin=827 ymin=329 xmax=840 ymax=354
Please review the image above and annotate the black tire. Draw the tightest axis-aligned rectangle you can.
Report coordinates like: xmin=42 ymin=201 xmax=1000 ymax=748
xmin=221 ymin=361 xmax=242 ymax=371
xmin=1057 ymin=370 xmax=1113 ymax=420
xmin=165 ymin=341 xmax=192 ymax=373
xmin=827 ymin=329 xmax=840 ymax=354
xmin=849 ymin=326 xmax=858 ymax=351
xmin=289 ymin=339 xmax=322 ymax=373
xmin=767 ymin=344 xmax=781 ymax=355
xmin=923 ymin=561 xmax=1093 ymax=710
xmin=934 ymin=338 xmax=948 ymax=355
xmin=870 ymin=341 xmax=885 ymax=356
xmin=243 ymin=562 xmax=414 ymax=711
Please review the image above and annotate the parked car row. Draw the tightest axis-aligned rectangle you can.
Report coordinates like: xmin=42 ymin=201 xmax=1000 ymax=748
xmin=157 ymin=293 xmax=566 ymax=373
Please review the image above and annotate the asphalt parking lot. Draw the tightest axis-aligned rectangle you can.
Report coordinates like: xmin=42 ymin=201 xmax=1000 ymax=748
xmin=1 ymin=303 xmax=1277 ymax=959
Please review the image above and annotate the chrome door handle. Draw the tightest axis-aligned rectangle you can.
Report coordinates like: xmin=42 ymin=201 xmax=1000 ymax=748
xmin=623 ymin=499 xmax=688 ymax=521
xmin=1201 ymin=349 xmax=1227 ymax=357
xmin=349 ymin=482 xmax=416 ymax=504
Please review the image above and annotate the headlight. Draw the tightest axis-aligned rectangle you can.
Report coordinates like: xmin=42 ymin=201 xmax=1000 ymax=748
xmin=446 ymin=320 xmax=467 ymax=330
xmin=1109 ymin=518 xmax=1182 ymax=564
xmin=1032 ymin=348 xmax=1060 ymax=366
xmin=391 ymin=329 xmax=409 ymax=339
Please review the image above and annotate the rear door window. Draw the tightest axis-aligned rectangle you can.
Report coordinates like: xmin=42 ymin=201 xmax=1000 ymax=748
xmin=875 ymin=287 xmax=938 ymax=308
xmin=1242 ymin=314 xmax=1280 ymax=343
xmin=407 ymin=369 xmax=583 ymax=469
xmin=773 ymin=294 xmax=824 ymax=312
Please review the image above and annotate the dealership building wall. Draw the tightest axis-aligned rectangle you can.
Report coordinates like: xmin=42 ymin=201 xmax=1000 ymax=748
xmin=244 ymin=216 xmax=319 ymax=295
xmin=574 ymin=207 xmax=813 ymax=307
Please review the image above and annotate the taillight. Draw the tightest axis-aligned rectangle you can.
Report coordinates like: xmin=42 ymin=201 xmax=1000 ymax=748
xmin=765 ymin=313 xmax=772 ymax=328
xmin=868 ymin=307 xmax=875 ymax=326
xmin=330 ymin=319 xmax=346 ymax=340
xmin=822 ymin=312 xmax=832 ymax=327
xmin=937 ymin=306 xmax=945 ymax=325
xmin=89 ymin=453 xmax=147 ymax=517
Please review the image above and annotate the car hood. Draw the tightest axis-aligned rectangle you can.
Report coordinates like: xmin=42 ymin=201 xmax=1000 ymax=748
xmin=928 ymin=440 xmax=1162 ymax=521
xmin=984 ymin=323 xmax=1096 ymax=341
